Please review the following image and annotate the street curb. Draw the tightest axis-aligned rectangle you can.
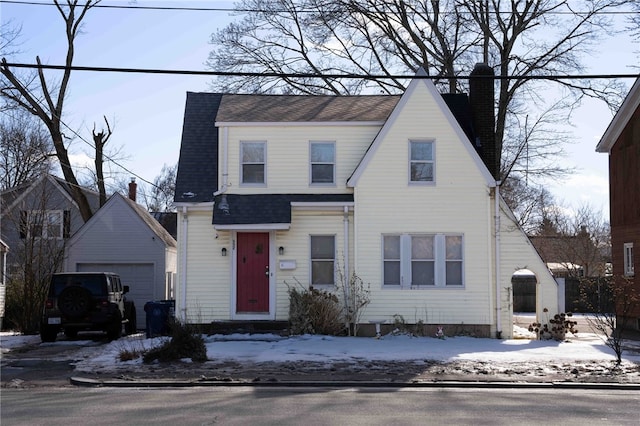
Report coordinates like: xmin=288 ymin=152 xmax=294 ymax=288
xmin=69 ymin=376 xmax=640 ymax=390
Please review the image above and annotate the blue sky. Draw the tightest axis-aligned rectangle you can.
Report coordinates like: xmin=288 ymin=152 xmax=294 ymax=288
xmin=1 ymin=0 xmax=637 ymax=220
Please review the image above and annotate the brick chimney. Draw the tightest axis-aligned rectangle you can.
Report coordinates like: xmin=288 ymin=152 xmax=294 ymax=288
xmin=128 ymin=178 xmax=137 ymax=202
xmin=469 ymin=63 xmax=498 ymax=180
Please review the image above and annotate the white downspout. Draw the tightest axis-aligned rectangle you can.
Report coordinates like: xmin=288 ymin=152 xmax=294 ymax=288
xmin=495 ymin=182 xmax=502 ymax=338
xmin=343 ymin=205 xmax=351 ymax=333
xmin=213 ymin=127 xmax=229 ymax=197
xmin=343 ymin=206 xmax=350 ymax=279
xmin=180 ymin=206 xmax=188 ymax=321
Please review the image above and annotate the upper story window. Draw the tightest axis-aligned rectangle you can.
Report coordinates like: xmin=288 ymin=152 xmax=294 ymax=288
xmin=21 ymin=210 xmax=65 ymax=239
xmin=383 ymin=233 xmax=463 ymax=288
xmin=624 ymin=242 xmax=634 ymax=276
xmin=310 ymin=141 xmax=335 ymax=185
xmin=240 ymin=141 xmax=266 ymax=185
xmin=409 ymin=140 xmax=434 ymax=183
xmin=310 ymin=235 xmax=335 ymax=286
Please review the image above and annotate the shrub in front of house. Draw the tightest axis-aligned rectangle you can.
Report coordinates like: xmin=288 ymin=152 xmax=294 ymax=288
xmin=143 ymin=319 xmax=207 ymax=363
xmin=288 ymin=285 xmax=344 ymax=336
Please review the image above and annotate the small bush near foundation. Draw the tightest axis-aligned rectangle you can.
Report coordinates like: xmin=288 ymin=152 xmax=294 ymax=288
xmin=143 ymin=319 xmax=207 ymax=363
xmin=288 ymin=282 xmax=344 ymax=336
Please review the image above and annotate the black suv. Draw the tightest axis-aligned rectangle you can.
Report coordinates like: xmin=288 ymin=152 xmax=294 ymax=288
xmin=40 ymin=272 xmax=137 ymax=342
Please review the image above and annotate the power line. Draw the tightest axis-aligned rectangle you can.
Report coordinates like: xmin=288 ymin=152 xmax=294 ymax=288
xmin=2 ymin=61 xmax=639 ymax=80
xmin=1 ymin=0 xmax=638 ymax=15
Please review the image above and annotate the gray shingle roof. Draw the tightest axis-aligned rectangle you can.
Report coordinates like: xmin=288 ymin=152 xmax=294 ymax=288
xmin=216 ymin=94 xmax=401 ymax=122
xmin=174 ymin=92 xmax=223 ymax=204
xmin=212 ymin=194 xmax=354 ymax=226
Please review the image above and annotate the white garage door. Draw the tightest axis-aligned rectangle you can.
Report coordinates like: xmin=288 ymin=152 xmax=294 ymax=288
xmin=77 ymin=263 xmax=155 ymax=329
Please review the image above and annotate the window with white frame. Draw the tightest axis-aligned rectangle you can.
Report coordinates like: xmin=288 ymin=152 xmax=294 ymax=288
xmin=26 ymin=210 xmax=63 ymax=239
xmin=311 ymin=235 xmax=335 ymax=286
xmin=409 ymin=140 xmax=434 ymax=183
xmin=383 ymin=233 xmax=464 ymax=288
xmin=624 ymin=242 xmax=634 ymax=276
xmin=240 ymin=141 xmax=266 ymax=184
xmin=310 ymin=141 xmax=335 ymax=185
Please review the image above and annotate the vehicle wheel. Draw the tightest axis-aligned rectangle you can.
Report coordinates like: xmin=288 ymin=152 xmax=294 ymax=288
xmin=58 ymin=286 xmax=92 ymax=318
xmin=124 ymin=302 xmax=137 ymax=335
xmin=40 ymin=325 xmax=58 ymax=342
xmin=64 ymin=328 xmax=78 ymax=339
xmin=106 ymin=311 xmax=123 ymax=341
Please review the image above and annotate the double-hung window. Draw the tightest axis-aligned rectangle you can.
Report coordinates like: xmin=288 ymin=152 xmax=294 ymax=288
xmin=25 ymin=210 xmax=64 ymax=239
xmin=311 ymin=235 xmax=335 ymax=286
xmin=240 ymin=141 xmax=266 ymax=184
xmin=624 ymin=242 xmax=634 ymax=276
xmin=409 ymin=140 xmax=434 ymax=183
xmin=310 ymin=142 xmax=335 ymax=185
xmin=383 ymin=233 xmax=464 ymax=288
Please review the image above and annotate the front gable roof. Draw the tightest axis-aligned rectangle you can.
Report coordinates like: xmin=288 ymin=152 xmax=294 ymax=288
xmin=596 ymin=77 xmax=640 ymax=153
xmin=68 ymin=193 xmax=176 ymax=248
xmin=346 ymin=69 xmax=496 ymax=187
xmin=1 ymin=174 xmax=100 ymax=216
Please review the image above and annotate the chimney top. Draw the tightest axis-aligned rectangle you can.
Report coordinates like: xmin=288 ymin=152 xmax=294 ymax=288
xmin=128 ymin=178 xmax=137 ymax=202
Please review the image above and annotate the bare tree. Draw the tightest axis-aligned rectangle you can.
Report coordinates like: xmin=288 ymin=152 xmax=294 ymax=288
xmin=531 ymin=202 xmax=611 ymax=279
xmin=145 ymin=163 xmax=177 ymax=212
xmin=580 ymin=276 xmax=639 ymax=364
xmin=1 ymin=0 xmax=102 ymax=222
xmin=207 ymin=0 xmax=631 ymax=196
xmin=1 ymin=108 xmax=54 ymax=190
xmin=92 ymin=116 xmax=112 ymax=206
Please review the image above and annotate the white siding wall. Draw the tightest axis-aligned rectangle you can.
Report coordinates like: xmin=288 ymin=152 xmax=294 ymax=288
xmin=274 ymin=209 xmax=353 ymax=319
xmin=179 ymin=209 xmax=231 ymax=322
xmin=179 ymin=207 xmax=353 ymax=323
xmin=223 ymin=125 xmax=380 ymax=193
xmin=499 ymin=202 xmax=559 ymax=337
xmin=352 ymin=82 xmax=495 ymax=327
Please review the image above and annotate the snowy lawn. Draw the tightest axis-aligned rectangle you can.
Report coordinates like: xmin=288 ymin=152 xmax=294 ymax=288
xmin=2 ymin=321 xmax=639 ymax=377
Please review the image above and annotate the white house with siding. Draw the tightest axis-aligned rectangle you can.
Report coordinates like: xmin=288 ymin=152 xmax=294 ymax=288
xmin=173 ymin=65 xmax=558 ymax=338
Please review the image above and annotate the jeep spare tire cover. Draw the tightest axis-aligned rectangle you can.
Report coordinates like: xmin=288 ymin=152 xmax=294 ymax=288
xmin=58 ymin=286 xmax=92 ymax=318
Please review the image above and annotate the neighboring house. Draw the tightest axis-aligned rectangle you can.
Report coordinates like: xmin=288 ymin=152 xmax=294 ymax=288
xmin=596 ymin=77 xmax=640 ymax=331
xmin=0 ymin=174 xmax=101 ymax=280
xmin=64 ymin=180 xmax=178 ymax=328
xmin=173 ymin=64 xmax=558 ymax=338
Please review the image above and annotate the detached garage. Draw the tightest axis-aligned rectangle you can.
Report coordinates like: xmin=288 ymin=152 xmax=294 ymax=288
xmin=64 ymin=187 xmax=177 ymax=329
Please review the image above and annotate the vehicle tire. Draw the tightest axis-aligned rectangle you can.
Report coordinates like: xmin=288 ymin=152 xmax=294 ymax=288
xmin=106 ymin=311 xmax=123 ymax=341
xmin=124 ymin=302 xmax=137 ymax=335
xmin=58 ymin=286 xmax=92 ymax=318
xmin=40 ymin=325 xmax=58 ymax=342
xmin=64 ymin=328 xmax=78 ymax=339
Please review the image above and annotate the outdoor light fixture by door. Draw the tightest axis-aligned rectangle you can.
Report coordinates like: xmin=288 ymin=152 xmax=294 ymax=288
xmin=221 ymin=247 xmax=227 ymax=256
xmin=279 ymin=246 xmax=285 ymax=255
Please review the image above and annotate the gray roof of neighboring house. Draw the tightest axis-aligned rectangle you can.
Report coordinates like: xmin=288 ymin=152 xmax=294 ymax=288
xmin=118 ymin=194 xmax=177 ymax=248
xmin=1 ymin=174 xmax=101 ymax=215
xmin=216 ymin=94 xmax=401 ymax=122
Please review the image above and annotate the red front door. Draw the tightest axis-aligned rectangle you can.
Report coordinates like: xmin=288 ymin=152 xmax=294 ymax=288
xmin=236 ymin=232 xmax=270 ymax=313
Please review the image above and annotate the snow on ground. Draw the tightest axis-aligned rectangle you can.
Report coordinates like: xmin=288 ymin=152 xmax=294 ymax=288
xmin=3 ymin=327 xmax=639 ymax=375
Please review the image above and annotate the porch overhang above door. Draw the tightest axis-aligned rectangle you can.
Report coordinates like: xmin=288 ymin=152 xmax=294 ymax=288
xmin=212 ymin=193 xmax=354 ymax=229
